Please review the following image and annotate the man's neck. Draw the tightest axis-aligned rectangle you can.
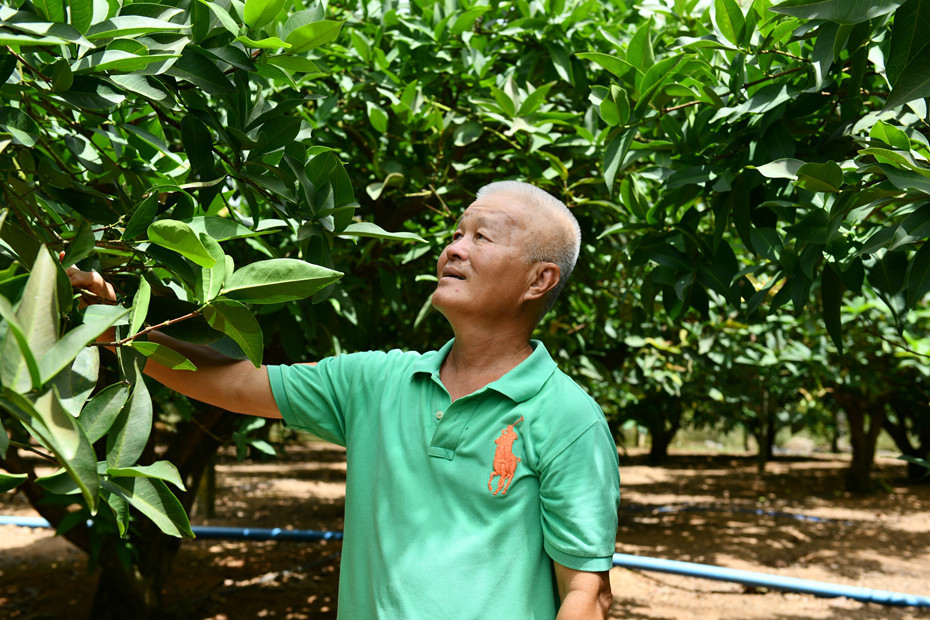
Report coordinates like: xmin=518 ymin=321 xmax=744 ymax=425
xmin=439 ymin=327 xmax=534 ymax=402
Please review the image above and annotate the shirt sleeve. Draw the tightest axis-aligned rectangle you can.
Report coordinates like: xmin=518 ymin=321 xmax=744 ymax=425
xmin=538 ymin=414 xmax=620 ymax=572
xmin=267 ymin=357 xmax=353 ymax=446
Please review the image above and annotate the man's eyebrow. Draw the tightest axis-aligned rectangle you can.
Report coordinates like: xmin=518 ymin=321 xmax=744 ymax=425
xmin=458 ymin=212 xmax=502 ymax=228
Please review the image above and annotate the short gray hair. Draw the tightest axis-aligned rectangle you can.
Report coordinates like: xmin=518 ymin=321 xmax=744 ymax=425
xmin=475 ymin=181 xmax=581 ymax=316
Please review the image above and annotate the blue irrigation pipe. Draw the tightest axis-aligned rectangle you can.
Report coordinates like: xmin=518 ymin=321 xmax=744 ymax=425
xmin=623 ymin=502 xmax=851 ymax=524
xmin=612 ymin=553 xmax=930 ymax=608
xmin=0 ymin=515 xmax=343 ymax=541
xmin=3 ymin=515 xmax=928 ymax=608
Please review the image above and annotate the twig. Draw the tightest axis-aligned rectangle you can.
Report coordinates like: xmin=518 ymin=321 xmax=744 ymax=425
xmin=74 ymin=287 xmax=120 ymax=305
xmin=429 ymin=184 xmax=452 ymax=216
xmin=93 ymin=309 xmax=202 ymax=347
xmin=9 ymin=441 xmax=57 ymax=463
xmin=756 ymin=49 xmax=806 ymax=61
xmin=743 ymin=66 xmax=806 ymax=90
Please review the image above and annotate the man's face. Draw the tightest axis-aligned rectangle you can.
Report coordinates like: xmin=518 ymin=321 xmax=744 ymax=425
xmin=431 ymin=193 xmax=536 ymax=321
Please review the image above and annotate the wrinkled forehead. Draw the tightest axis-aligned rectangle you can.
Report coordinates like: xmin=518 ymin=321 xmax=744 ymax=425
xmin=456 ymin=194 xmax=530 ymax=231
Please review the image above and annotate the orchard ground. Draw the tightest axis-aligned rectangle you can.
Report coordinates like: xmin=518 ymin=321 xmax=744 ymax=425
xmin=1 ymin=441 xmax=929 ymax=620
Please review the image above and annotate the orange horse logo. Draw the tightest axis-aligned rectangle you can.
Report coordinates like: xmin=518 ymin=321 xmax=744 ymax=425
xmin=488 ymin=417 xmax=524 ymax=496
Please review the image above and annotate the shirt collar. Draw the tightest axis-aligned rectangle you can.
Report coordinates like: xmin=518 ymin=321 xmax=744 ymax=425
xmin=410 ymin=339 xmax=557 ymax=403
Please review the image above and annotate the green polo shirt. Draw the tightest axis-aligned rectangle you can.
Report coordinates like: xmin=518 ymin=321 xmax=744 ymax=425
xmin=267 ymin=339 xmax=620 ymax=619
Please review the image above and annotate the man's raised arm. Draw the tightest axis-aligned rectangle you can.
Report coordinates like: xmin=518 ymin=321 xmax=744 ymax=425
xmin=68 ymin=266 xmax=282 ymax=419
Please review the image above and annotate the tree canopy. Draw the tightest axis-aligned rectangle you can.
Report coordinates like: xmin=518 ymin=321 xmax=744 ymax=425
xmin=1 ymin=0 xmax=929 ymax=614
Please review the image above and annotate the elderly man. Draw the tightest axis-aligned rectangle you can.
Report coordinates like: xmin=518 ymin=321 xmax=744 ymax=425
xmin=70 ymin=180 xmax=621 ymax=619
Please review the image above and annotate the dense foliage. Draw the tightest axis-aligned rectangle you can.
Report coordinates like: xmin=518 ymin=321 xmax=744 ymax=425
xmin=1 ymin=0 xmax=928 ymax=613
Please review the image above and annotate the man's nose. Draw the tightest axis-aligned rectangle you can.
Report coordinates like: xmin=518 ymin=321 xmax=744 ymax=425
xmin=444 ymin=237 xmax=468 ymax=261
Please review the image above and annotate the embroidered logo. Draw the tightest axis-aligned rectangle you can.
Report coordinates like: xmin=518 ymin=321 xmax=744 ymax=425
xmin=488 ymin=416 xmax=524 ymax=496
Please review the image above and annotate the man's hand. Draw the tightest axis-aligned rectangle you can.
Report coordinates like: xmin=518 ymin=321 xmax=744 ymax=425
xmin=63 ymin=261 xmax=282 ymax=419
xmin=554 ymin=562 xmax=612 ymax=619
xmin=63 ymin=256 xmax=117 ymax=307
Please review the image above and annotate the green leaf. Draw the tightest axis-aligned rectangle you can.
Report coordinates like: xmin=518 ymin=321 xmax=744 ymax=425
xmin=869 ymin=250 xmax=909 ymax=322
xmin=128 ymin=276 xmax=151 ymax=338
xmin=70 ymin=50 xmax=180 ymax=73
xmin=122 ymin=194 xmax=159 ymax=241
xmin=576 ymin=52 xmax=639 ymax=80
xmin=452 ymin=121 xmax=483 ymax=146
xmin=859 ymin=147 xmax=930 ymax=178
xmin=31 ymin=388 xmax=99 ymax=510
xmin=637 ymin=55 xmax=687 ymax=111
xmin=180 ymin=115 xmax=214 ymax=170
xmin=50 ymin=59 xmax=73 ymax=92
xmin=86 ymin=16 xmax=187 ymax=40
xmin=627 ymin=18 xmax=655 ymax=73
xmin=517 ymin=82 xmax=555 ymax=117
xmin=0 ymin=472 xmax=28 ymax=493
xmin=265 ymin=55 xmax=321 ymax=73
xmin=39 ymin=304 xmax=129 ymax=383
xmin=886 ymin=0 xmax=930 ymax=85
xmin=78 ymin=382 xmax=130 ymax=444
xmin=367 ymin=102 xmax=389 ymax=133
xmin=198 ymin=0 xmax=239 ymax=35
xmin=1 ymin=248 xmax=59 ymax=392
xmin=906 ymin=241 xmax=930 ymax=306
xmin=0 ymin=297 xmax=41 ymax=392
xmin=243 ymin=0 xmax=286 ymax=28
xmin=284 ymin=19 xmax=342 ymax=54
xmin=795 ymin=161 xmax=844 ymax=192
xmin=754 ymin=158 xmax=804 ymax=179
xmin=106 ymin=361 xmax=152 ymax=469
xmin=222 ymin=258 xmax=343 ymax=304
xmin=108 ymin=74 xmax=175 ymax=106
xmin=101 ymin=477 xmax=193 ymax=538
xmin=61 ymin=221 xmax=94 ymax=267
xmin=885 ymin=55 xmax=930 ymax=110
xmin=599 ymin=98 xmax=620 ymax=126
xmin=106 ymin=461 xmax=185 ymax=491
xmin=236 ymin=35 xmax=290 ymax=49
xmin=770 ymin=0 xmax=905 ymax=24
xmin=34 ymin=0 xmax=65 ymax=23
xmin=129 ymin=341 xmax=198 ymax=370
xmin=166 ymin=49 xmax=234 ymax=95
xmin=255 ymin=115 xmax=302 ymax=153
xmin=449 ymin=6 xmax=491 ymax=35
xmin=714 ymin=0 xmax=745 ymax=47
xmin=147 ymin=220 xmax=218 ymax=268
xmin=0 ymin=107 xmax=41 ymax=147
xmin=202 ymin=299 xmax=263 ymax=367
xmin=339 ymin=222 xmax=426 ymax=243
xmin=603 ymin=128 xmax=636 ymax=193
xmin=194 ymin=233 xmax=227 ymax=303
xmin=35 ymin=467 xmax=81 ymax=494
xmin=821 ymin=262 xmax=844 ymax=354
xmin=869 ymin=121 xmax=911 ymax=150
xmin=0 ymin=416 xmax=7 ymax=458
xmin=185 ymin=216 xmax=284 ymax=241
xmin=50 ymin=345 xmax=99 ymax=417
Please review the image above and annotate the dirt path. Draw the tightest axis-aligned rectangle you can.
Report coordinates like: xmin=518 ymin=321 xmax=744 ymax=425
xmin=1 ymin=444 xmax=928 ymax=619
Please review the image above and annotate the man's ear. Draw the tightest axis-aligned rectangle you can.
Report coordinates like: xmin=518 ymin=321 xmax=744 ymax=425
xmin=524 ymin=262 xmax=561 ymax=302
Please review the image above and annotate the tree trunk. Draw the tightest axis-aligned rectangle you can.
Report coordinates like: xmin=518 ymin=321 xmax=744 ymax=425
xmin=836 ymin=388 xmax=885 ymax=493
xmin=90 ymin=405 xmax=238 ymax=617
xmin=884 ymin=398 xmax=930 ymax=484
xmin=754 ymin=390 xmax=773 ymax=474
xmin=648 ymin=427 xmax=675 ymax=465
xmin=90 ymin=533 xmax=179 ymax=619
xmin=646 ymin=402 xmax=682 ymax=466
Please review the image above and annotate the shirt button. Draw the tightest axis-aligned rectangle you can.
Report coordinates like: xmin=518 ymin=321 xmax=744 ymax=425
xmin=435 ymin=411 xmax=444 ymax=420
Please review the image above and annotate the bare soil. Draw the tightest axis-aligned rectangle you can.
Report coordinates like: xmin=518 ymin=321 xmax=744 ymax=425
xmin=1 ymin=443 xmax=929 ymax=619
